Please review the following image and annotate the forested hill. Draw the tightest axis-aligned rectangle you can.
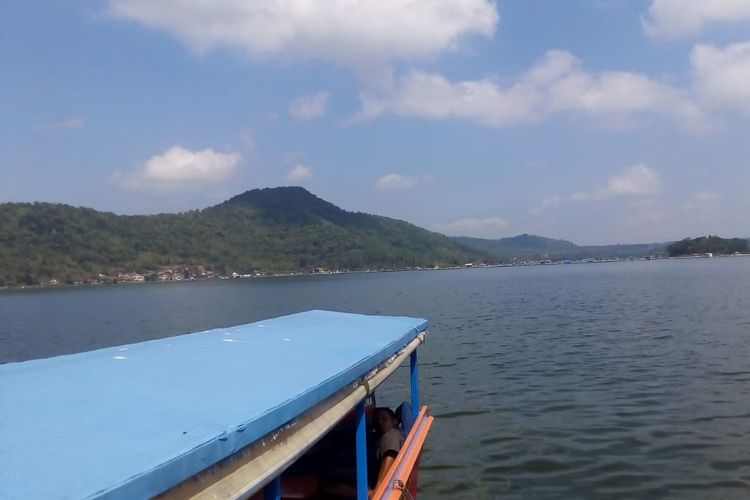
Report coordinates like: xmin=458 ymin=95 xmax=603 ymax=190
xmin=454 ymin=234 xmax=669 ymax=261
xmin=668 ymin=236 xmax=749 ymax=256
xmin=0 ymin=187 xmax=487 ymax=287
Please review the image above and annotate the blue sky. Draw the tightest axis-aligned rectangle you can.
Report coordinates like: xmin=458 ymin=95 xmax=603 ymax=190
xmin=2 ymin=0 xmax=749 ymax=244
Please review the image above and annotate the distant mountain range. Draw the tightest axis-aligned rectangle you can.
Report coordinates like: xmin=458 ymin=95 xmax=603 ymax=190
xmin=453 ymin=234 xmax=670 ymax=261
xmin=0 ymin=186 xmax=739 ymax=288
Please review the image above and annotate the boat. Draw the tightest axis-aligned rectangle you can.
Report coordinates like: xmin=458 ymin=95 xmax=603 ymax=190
xmin=0 ymin=310 xmax=433 ymax=499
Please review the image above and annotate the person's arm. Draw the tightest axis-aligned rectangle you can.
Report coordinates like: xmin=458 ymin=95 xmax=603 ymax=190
xmin=376 ymin=451 xmax=398 ymax=487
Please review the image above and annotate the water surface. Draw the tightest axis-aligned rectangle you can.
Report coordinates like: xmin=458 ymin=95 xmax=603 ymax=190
xmin=3 ymin=258 xmax=750 ymax=498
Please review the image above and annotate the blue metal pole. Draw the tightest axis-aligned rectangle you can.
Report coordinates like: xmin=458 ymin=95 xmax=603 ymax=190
xmin=410 ymin=349 xmax=419 ymax=419
xmin=264 ymin=476 xmax=280 ymax=500
xmin=355 ymin=399 xmax=368 ymax=500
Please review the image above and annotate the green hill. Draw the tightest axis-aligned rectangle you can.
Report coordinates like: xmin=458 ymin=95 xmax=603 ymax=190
xmin=668 ymin=236 xmax=749 ymax=256
xmin=0 ymin=187 xmax=487 ymax=287
xmin=453 ymin=234 xmax=580 ymax=259
xmin=454 ymin=234 xmax=668 ymax=261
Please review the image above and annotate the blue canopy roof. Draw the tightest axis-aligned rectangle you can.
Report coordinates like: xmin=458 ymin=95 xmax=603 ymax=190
xmin=0 ymin=310 xmax=428 ymax=499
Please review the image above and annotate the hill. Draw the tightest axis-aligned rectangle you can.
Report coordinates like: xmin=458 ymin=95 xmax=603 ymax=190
xmin=454 ymin=234 xmax=579 ymax=259
xmin=0 ymin=187 xmax=487 ymax=287
xmin=668 ymin=236 xmax=749 ymax=256
xmin=454 ymin=234 xmax=668 ymax=261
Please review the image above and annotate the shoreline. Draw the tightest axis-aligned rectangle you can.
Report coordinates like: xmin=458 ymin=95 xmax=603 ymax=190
xmin=2 ymin=253 xmax=748 ymax=293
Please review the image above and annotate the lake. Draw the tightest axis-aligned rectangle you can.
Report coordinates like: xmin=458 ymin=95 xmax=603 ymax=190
xmin=2 ymin=257 xmax=750 ymax=498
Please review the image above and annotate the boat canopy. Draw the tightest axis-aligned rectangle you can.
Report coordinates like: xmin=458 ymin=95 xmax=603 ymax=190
xmin=0 ymin=310 xmax=429 ymax=499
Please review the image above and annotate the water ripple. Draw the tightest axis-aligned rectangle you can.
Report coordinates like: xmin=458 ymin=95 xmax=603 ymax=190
xmin=4 ymin=258 xmax=750 ymax=499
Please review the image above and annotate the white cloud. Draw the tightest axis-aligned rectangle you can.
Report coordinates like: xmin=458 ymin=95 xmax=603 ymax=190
xmin=572 ymin=164 xmax=661 ymax=201
xmin=108 ymin=0 xmax=498 ymax=69
xmin=375 ymin=173 xmax=417 ymax=191
xmin=642 ymin=0 xmax=750 ymax=39
xmin=289 ymin=92 xmax=329 ymax=119
xmin=357 ymin=50 xmax=705 ymax=129
xmin=286 ymin=163 xmax=313 ymax=181
xmin=604 ymin=164 xmax=661 ymax=197
xmin=358 ymin=70 xmax=538 ymax=126
xmin=692 ymin=41 xmax=750 ymax=114
xmin=682 ymin=190 xmax=723 ymax=212
xmin=34 ymin=117 xmax=86 ymax=131
xmin=531 ymin=164 xmax=661 ymax=213
xmin=435 ymin=217 xmax=509 ymax=238
xmin=119 ymin=145 xmax=241 ymax=191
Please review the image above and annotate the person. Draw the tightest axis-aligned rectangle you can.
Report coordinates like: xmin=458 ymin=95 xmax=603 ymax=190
xmin=322 ymin=406 xmax=404 ymax=499
xmin=371 ymin=407 xmax=404 ymax=492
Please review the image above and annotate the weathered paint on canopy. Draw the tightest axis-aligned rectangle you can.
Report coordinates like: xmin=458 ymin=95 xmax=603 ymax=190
xmin=0 ymin=310 xmax=428 ymax=499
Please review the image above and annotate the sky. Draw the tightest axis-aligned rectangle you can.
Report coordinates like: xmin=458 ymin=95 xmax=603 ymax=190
xmin=1 ymin=0 xmax=749 ymax=245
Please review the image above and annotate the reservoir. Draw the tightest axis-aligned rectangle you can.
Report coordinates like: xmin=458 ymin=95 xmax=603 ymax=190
xmin=2 ymin=257 xmax=750 ymax=498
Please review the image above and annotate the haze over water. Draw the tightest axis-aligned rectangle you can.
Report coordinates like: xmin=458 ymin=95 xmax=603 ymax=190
xmin=3 ymin=257 xmax=750 ymax=499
